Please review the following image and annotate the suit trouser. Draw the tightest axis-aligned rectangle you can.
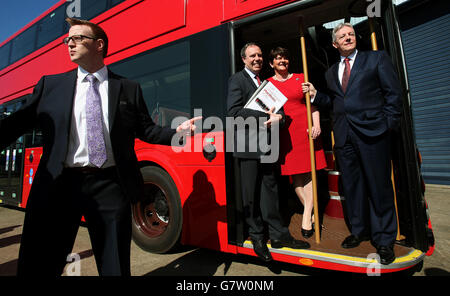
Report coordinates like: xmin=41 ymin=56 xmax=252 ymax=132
xmin=334 ymin=127 xmax=397 ymax=247
xmin=17 ymin=167 xmax=131 ymax=276
xmin=238 ymin=158 xmax=287 ymax=241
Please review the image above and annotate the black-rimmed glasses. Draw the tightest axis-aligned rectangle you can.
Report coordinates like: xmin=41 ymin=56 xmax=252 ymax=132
xmin=62 ymin=35 xmax=96 ymax=45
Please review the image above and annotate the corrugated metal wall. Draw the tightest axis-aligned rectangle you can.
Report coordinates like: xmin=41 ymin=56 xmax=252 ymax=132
xmin=401 ymin=13 xmax=450 ymax=185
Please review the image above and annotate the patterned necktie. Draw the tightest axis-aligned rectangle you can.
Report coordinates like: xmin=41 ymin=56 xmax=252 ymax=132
xmin=86 ymin=74 xmax=107 ymax=168
xmin=341 ymin=57 xmax=351 ymax=92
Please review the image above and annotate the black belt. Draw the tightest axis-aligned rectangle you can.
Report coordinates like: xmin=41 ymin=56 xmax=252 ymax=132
xmin=65 ymin=166 xmax=117 ymax=175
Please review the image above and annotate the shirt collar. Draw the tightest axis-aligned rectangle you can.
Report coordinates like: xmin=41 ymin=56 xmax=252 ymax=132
xmin=340 ymin=49 xmax=358 ymax=63
xmin=244 ymin=66 xmax=259 ymax=79
xmin=78 ymin=65 xmax=108 ymax=83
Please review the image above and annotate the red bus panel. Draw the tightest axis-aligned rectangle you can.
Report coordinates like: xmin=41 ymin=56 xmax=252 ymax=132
xmin=21 ymin=147 xmax=43 ymax=208
xmin=102 ymin=0 xmax=186 ymax=58
xmin=222 ymin=0 xmax=292 ymax=21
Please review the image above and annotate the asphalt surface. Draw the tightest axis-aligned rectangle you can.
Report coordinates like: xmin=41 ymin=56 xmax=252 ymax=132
xmin=0 ymin=184 xmax=448 ymax=277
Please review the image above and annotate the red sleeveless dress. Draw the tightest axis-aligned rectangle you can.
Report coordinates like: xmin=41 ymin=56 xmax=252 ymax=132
xmin=268 ymin=73 xmax=326 ymax=175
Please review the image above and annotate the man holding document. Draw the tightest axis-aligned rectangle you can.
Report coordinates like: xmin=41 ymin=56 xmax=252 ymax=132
xmin=227 ymin=42 xmax=310 ymax=262
xmin=244 ymin=80 xmax=288 ymax=114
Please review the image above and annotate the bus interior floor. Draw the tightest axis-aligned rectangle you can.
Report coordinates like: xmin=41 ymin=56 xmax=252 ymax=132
xmin=285 ymin=213 xmax=411 ymax=258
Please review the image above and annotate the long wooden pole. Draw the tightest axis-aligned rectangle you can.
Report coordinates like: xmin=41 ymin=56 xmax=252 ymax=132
xmin=391 ymin=164 xmax=405 ymax=241
xmin=368 ymin=17 xmax=404 ymax=241
xmin=299 ymin=20 xmax=320 ymax=244
xmin=368 ymin=18 xmax=379 ymax=51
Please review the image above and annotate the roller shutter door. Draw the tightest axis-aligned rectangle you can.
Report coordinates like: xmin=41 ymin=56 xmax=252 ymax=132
xmin=401 ymin=13 xmax=450 ymax=185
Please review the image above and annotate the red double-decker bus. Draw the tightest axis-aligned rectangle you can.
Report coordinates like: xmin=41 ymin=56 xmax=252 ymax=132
xmin=0 ymin=0 xmax=434 ymax=274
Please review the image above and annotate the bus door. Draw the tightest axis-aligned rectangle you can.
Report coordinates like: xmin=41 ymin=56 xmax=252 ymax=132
xmin=0 ymin=141 xmax=25 ymax=206
xmin=228 ymin=0 xmax=432 ymax=258
xmin=0 ymin=98 xmax=28 ymax=207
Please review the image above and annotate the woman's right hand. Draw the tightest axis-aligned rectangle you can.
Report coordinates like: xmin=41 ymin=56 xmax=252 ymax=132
xmin=310 ymin=125 xmax=321 ymax=139
xmin=302 ymin=82 xmax=317 ymax=98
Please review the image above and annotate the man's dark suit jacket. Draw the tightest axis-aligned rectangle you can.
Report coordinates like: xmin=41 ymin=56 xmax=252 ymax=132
xmin=314 ymin=50 xmax=402 ymax=147
xmin=227 ymin=69 xmax=285 ymax=158
xmin=226 ymin=68 xmax=288 ymax=241
xmin=0 ymin=69 xmax=176 ymax=204
xmin=313 ymin=50 xmax=402 ymax=245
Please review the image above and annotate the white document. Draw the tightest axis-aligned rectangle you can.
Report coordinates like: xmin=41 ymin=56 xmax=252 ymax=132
xmin=244 ymin=80 xmax=287 ymax=113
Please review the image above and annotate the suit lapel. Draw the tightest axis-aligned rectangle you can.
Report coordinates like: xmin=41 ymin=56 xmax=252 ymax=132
xmin=52 ymin=69 xmax=77 ymax=171
xmin=62 ymin=70 xmax=78 ymax=134
xmin=346 ymin=51 xmax=367 ymax=92
xmin=242 ymin=69 xmax=258 ymax=92
xmin=330 ymin=62 xmax=342 ymax=94
xmin=108 ymin=69 xmax=121 ymax=131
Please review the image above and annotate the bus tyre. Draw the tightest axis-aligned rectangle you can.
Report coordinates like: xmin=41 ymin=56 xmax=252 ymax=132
xmin=132 ymin=166 xmax=182 ymax=254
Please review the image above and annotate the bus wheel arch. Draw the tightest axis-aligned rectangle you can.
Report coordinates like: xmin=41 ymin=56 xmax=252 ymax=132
xmin=132 ymin=165 xmax=182 ymax=254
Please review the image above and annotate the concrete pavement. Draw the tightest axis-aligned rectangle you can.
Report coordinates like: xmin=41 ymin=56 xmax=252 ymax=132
xmin=0 ymin=184 xmax=448 ymax=276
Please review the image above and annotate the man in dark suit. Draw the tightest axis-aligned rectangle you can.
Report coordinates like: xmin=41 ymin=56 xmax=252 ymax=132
xmin=227 ymin=43 xmax=310 ymax=262
xmin=305 ymin=23 xmax=402 ymax=265
xmin=0 ymin=18 xmax=199 ymax=276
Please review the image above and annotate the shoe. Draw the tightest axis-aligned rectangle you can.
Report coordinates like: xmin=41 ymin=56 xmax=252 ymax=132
xmin=251 ymin=239 xmax=272 ymax=262
xmin=341 ymin=234 xmax=370 ymax=249
xmin=301 ymin=227 xmax=314 ymax=238
xmin=377 ymin=245 xmax=396 ymax=265
xmin=271 ymin=235 xmax=310 ymax=249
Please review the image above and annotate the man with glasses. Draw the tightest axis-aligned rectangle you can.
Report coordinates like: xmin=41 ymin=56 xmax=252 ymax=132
xmin=0 ymin=18 xmax=200 ymax=276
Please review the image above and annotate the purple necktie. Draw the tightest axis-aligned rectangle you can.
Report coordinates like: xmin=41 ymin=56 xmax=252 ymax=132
xmin=86 ymin=74 xmax=107 ymax=168
xmin=341 ymin=57 xmax=351 ymax=92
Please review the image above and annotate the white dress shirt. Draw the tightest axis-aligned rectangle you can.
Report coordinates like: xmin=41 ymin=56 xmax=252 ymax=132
xmin=338 ymin=49 xmax=358 ymax=85
xmin=244 ymin=67 xmax=260 ymax=87
xmin=311 ymin=49 xmax=358 ymax=102
xmin=64 ymin=65 xmax=116 ymax=168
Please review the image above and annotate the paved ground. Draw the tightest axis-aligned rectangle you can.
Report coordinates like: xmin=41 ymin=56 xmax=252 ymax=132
xmin=0 ymin=184 xmax=448 ymax=277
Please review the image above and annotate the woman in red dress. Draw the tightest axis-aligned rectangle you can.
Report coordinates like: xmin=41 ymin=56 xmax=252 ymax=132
xmin=267 ymin=47 xmax=327 ymax=238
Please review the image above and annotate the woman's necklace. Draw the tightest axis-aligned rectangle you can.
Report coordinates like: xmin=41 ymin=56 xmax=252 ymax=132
xmin=273 ymin=73 xmax=292 ymax=82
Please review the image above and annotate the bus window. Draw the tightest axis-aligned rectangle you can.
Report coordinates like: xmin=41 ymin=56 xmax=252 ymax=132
xmin=110 ymin=0 xmax=126 ymax=6
xmin=189 ymin=25 xmax=231 ymax=121
xmin=109 ymin=41 xmax=191 ymax=127
xmin=37 ymin=4 xmax=66 ymax=48
xmin=0 ymin=150 xmax=7 ymax=197
xmin=10 ymin=25 xmax=37 ymax=64
xmin=0 ymin=95 xmax=28 ymax=118
xmin=80 ymin=0 xmax=108 ymax=21
xmin=0 ymin=107 xmax=7 ymax=120
xmin=0 ymin=42 xmax=11 ymax=70
xmin=2 ymin=104 xmax=15 ymax=118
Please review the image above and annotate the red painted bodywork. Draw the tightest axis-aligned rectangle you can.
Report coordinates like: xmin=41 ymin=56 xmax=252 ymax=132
xmin=21 ymin=147 xmax=43 ymax=208
xmin=236 ymin=245 xmax=416 ymax=274
xmin=134 ymin=132 xmax=231 ymax=252
xmin=0 ymin=0 xmax=294 ymax=242
xmin=0 ymin=0 xmax=432 ymax=273
xmin=0 ymin=0 xmax=296 ymax=102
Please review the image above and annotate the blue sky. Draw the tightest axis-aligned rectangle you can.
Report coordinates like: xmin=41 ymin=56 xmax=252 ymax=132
xmin=0 ymin=0 xmax=60 ymax=44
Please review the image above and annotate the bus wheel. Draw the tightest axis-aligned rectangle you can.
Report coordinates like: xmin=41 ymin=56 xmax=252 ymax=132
xmin=132 ymin=166 xmax=182 ymax=253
